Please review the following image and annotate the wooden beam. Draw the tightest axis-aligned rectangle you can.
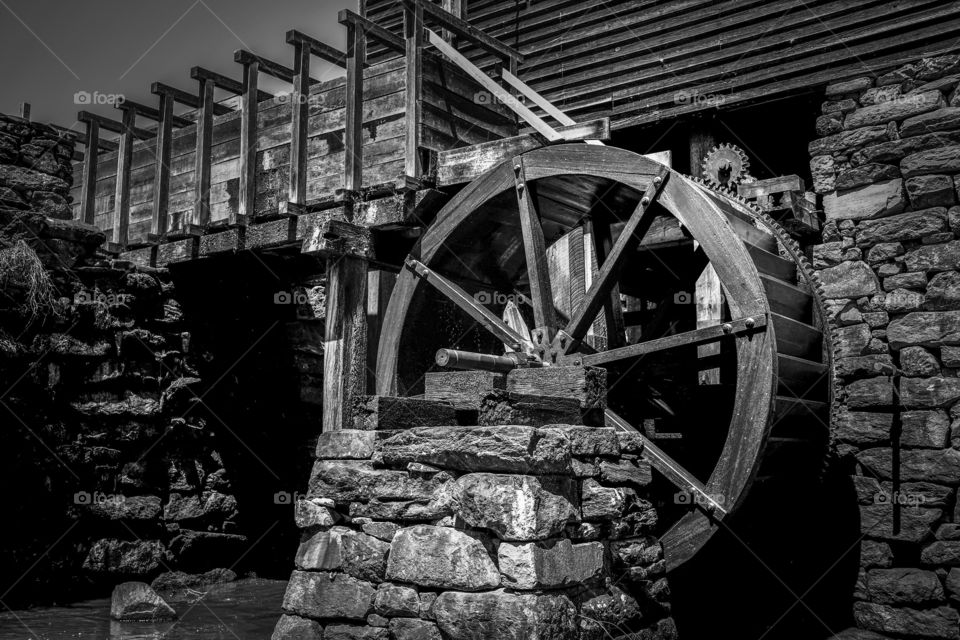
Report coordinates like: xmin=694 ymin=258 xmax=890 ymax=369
xmin=151 ymin=93 xmax=174 ymax=236
xmin=514 ymin=157 xmax=556 ymax=342
xmin=404 ymin=2 xmax=424 ymax=180
xmin=235 ymin=49 xmax=320 ymax=85
xmin=190 ymin=66 xmax=272 ymax=101
xmin=427 ymin=30 xmax=561 ymax=142
xmin=77 ymin=110 xmax=153 ymax=139
xmin=237 ymin=58 xmax=259 ymax=222
xmin=340 ymin=9 xmax=405 ymax=53
xmin=289 ymin=42 xmax=311 ymax=206
xmin=581 ymin=315 xmax=766 ymax=367
xmin=80 ymin=119 xmax=99 ymax=225
xmin=500 ymin=68 xmax=604 ymax=146
xmin=367 ymin=270 xmax=396 ymax=392
xmin=343 ymin=19 xmax=366 ymax=196
xmin=113 ymin=105 xmax=136 ymax=246
xmin=151 ymin=81 xmax=233 ymax=115
xmin=193 ymin=77 xmax=215 ymax=227
xmin=286 ymin=29 xmax=348 ymax=68
xmin=324 ymin=255 xmax=369 ymax=432
xmin=406 ymin=0 xmax=523 ymax=64
xmin=587 ymin=215 xmax=626 ymax=350
xmin=117 ymin=99 xmax=192 ymax=128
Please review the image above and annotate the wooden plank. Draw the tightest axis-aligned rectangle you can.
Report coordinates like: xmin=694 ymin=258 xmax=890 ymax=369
xmin=194 ymin=77 xmax=215 ymax=226
xmin=506 ymin=365 xmax=606 ymax=410
xmin=325 ymin=256 xmax=369 ymax=432
xmin=343 ymin=19 xmax=366 ymax=194
xmin=237 ymin=58 xmax=259 ymax=222
xmin=427 ymin=30 xmax=561 ymax=142
xmin=353 ymin=395 xmax=456 ymax=430
xmin=436 ymin=118 xmax=610 ymax=186
xmin=286 ymin=29 xmax=349 ymax=68
xmin=340 ymin=9 xmax=405 ymax=53
xmin=151 ymin=93 xmax=174 ymax=235
xmin=479 ymin=390 xmax=587 ymax=427
xmin=404 ymin=2 xmax=424 ymax=179
xmin=80 ymin=119 xmax=99 ymax=225
xmin=191 ymin=66 xmax=272 ymax=101
xmin=113 ymin=106 xmax=136 ymax=246
xmin=514 ymin=156 xmax=556 ymax=341
xmin=367 ymin=270 xmax=397 ymax=391
xmin=289 ymin=42 xmax=312 ymax=205
xmin=407 ymin=0 xmax=523 ymax=63
xmin=424 ymin=370 xmax=506 ymax=410
xmin=151 ymin=81 xmax=234 ymax=115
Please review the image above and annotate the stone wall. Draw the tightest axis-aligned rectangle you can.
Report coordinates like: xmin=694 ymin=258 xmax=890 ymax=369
xmin=274 ymin=424 xmax=674 ymax=640
xmin=812 ymin=54 xmax=960 ymax=640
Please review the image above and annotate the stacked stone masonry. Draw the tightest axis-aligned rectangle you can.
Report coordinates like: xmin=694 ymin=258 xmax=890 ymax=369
xmin=274 ymin=424 xmax=676 ymax=640
xmin=815 ymin=53 xmax=960 ymax=640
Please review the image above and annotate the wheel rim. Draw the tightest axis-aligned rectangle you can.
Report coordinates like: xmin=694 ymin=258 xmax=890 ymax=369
xmin=376 ymin=144 xmax=778 ymax=570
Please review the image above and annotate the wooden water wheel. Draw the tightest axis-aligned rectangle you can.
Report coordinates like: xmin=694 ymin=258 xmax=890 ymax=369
xmin=376 ymin=144 xmax=832 ymax=570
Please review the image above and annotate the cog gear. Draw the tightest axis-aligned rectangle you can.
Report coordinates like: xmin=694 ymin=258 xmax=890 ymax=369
xmin=701 ymin=143 xmax=751 ymax=190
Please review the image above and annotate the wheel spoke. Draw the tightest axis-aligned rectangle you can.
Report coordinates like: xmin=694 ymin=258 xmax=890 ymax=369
xmin=514 ymin=157 xmax=557 ymax=337
xmin=405 ymin=258 xmax=533 ymax=351
xmin=565 ymin=167 xmax=670 ymax=347
xmin=605 ymin=409 xmax=727 ymax=515
xmin=589 ymin=217 xmax=626 ymax=350
xmin=580 ymin=314 xmax=766 ymax=367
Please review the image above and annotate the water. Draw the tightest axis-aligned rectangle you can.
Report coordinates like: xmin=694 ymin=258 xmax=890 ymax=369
xmin=0 ymin=579 xmax=286 ymax=639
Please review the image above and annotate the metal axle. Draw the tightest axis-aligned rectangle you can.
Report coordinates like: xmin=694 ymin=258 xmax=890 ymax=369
xmin=435 ymin=348 xmax=543 ymax=372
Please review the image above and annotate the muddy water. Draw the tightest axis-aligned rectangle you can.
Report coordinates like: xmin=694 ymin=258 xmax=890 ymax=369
xmin=0 ymin=579 xmax=286 ymax=639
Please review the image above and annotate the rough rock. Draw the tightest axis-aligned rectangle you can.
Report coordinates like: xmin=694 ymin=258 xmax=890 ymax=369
xmin=845 ymin=90 xmax=942 ymax=129
xmin=904 ymin=241 xmax=960 ymax=273
xmin=810 ymin=125 xmax=892 ymax=156
xmin=883 ymin=288 xmax=924 ymax=313
xmin=389 ymin=618 xmax=442 ymax=640
xmin=819 ymin=261 xmax=880 ymax=297
xmin=308 ymin=460 xmax=441 ymax=503
xmin=498 ymin=539 xmax=605 ymax=589
xmin=824 ymin=179 xmax=905 ymax=221
xmin=835 ymin=163 xmax=901 ymax=190
xmin=866 ymin=568 xmax=945 ymax=604
xmin=834 ymin=411 xmax=893 ymax=444
xmin=857 ymin=209 xmax=947 ymax=245
xmin=845 ymin=377 xmax=894 ymax=408
xmin=150 ymin=568 xmax=236 ymax=592
xmin=433 ymin=590 xmax=577 ymax=640
xmin=110 ymin=582 xmax=176 ymax=621
xmin=907 ymin=174 xmax=957 ymax=208
xmin=83 ymin=538 xmax=167 ymax=575
xmin=922 ymin=541 xmax=960 ymax=566
xmin=861 ymin=541 xmax=894 ymax=568
xmin=836 ymin=324 xmax=873 ymax=356
xmin=901 ymin=347 xmax=940 ymax=376
xmin=376 ymin=425 xmax=571 ymax=474
xmin=901 ymin=410 xmax=951 ymax=448
xmin=901 ymin=376 xmax=960 ymax=408
xmin=582 ymin=479 xmax=630 ymax=519
xmin=375 ymin=583 xmax=420 ymax=617
xmin=323 ymin=625 xmax=389 ymax=640
xmin=889 ymin=312 xmax=960 ymax=349
xmin=858 ymin=504 xmax=942 ymax=543
xmin=884 ymin=271 xmax=928 ymax=292
xmin=294 ymin=498 xmax=339 ymax=528
xmin=282 ymin=570 xmax=375 ymax=620
xmin=451 ymin=473 xmax=578 ymax=541
xmin=902 ymin=107 xmax=960 ymax=137
xmin=87 ymin=495 xmax=162 ymax=521
xmin=926 ymin=271 xmax=960 ymax=310
xmin=272 ymin=614 xmax=323 ymax=640
xmin=855 ymin=602 xmax=959 ymax=639
xmin=858 ymin=447 xmax=960 ymax=484
xmin=385 ymin=525 xmax=499 ymax=591
xmin=903 ymin=145 xmax=960 ymax=177
xmin=296 ymin=526 xmax=390 ymax=582
xmin=316 ymin=430 xmax=379 ymax=459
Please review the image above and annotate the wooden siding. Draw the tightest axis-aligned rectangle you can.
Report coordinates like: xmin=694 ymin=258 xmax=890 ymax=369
xmin=365 ymin=0 xmax=960 ymax=129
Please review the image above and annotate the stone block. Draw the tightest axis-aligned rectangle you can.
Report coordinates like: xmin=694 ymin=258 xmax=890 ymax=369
xmin=900 ymin=347 xmax=939 ymax=376
xmin=903 ymin=145 xmax=960 ymax=177
xmin=582 ymin=479 xmax=629 ymax=520
xmin=901 ymin=410 xmax=951 ymax=448
xmin=901 ymin=376 xmax=960 ymax=408
xmin=834 ymin=411 xmax=893 ymax=444
xmin=866 ymin=568 xmax=944 ymax=604
xmin=308 ymin=461 xmax=441 ymax=504
xmin=498 ymin=539 xmax=605 ymax=589
xmin=889 ymin=311 xmax=960 ymax=349
xmin=316 ymin=430 xmax=378 ymax=459
xmin=272 ymin=614 xmax=323 ymax=640
xmin=295 ymin=526 xmax=390 ymax=582
xmin=385 ymin=525 xmax=499 ymax=591
xmin=844 ymin=90 xmax=943 ymax=129
xmin=922 ymin=541 xmax=960 ymax=566
xmin=353 ymin=396 xmax=456 ymax=430
xmin=451 ymin=473 xmax=578 ymax=541
xmin=858 ymin=447 xmax=960 ymax=484
xmin=845 ymin=377 xmax=894 ymax=408
xmin=907 ymin=174 xmax=956 ymax=208
xmin=375 ymin=583 xmax=420 ymax=617
xmin=883 ymin=271 xmax=927 ymax=291
xmin=902 ymin=107 xmax=960 ymax=137
xmin=823 ymin=179 xmax=905 ymax=221
xmin=820 ymin=261 xmax=880 ymax=297
xmin=433 ymin=590 xmax=577 ymax=640
xmin=857 ymin=503 xmax=942 ymax=543
xmin=925 ymin=271 xmax=960 ymax=310
xmin=389 ymin=618 xmax=442 ymax=640
xmin=905 ymin=241 xmax=960 ymax=273
xmin=478 ymin=390 xmax=587 ymax=427
xmin=861 ymin=540 xmax=894 ymax=568
xmin=835 ymin=163 xmax=901 ymax=190
xmin=857 ymin=208 xmax=948 ymax=245
xmin=282 ymin=570 xmax=375 ymax=620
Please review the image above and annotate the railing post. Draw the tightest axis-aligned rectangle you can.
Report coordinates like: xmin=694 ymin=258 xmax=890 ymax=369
xmin=237 ymin=57 xmax=260 ymax=223
xmin=343 ymin=19 xmax=366 ymax=197
xmin=194 ymin=77 xmax=215 ymax=227
xmin=151 ymin=93 xmax=174 ymax=236
xmin=289 ymin=42 xmax=311 ymax=206
xmin=403 ymin=0 xmax=423 ymax=181
xmin=79 ymin=117 xmax=99 ymax=226
xmin=113 ymin=105 xmax=136 ymax=247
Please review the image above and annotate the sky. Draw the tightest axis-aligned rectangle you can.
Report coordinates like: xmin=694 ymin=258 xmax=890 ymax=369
xmin=0 ymin=0 xmax=356 ymax=134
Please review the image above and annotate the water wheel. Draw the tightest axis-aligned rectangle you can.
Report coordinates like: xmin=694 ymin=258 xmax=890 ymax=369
xmin=376 ymin=144 xmax=832 ymax=570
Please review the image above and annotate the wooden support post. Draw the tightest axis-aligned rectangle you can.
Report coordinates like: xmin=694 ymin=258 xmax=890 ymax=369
xmin=18 ymin=103 xmax=30 ymax=121
xmin=366 ymin=269 xmax=396 ymax=392
xmin=151 ymin=93 xmax=174 ymax=236
xmin=113 ymin=105 xmax=136 ymax=246
xmin=237 ymin=56 xmax=260 ymax=222
xmin=79 ymin=118 xmax=99 ymax=225
xmin=324 ymin=254 xmax=369 ymax=432
xmin=343 ymin=18 xmax=367 ymax=197
xmin=689 ymin=122 xmax=723 ymax=385
xmin=440 ymin=0 xmax=463 ymax=44
xmin=587 ymin=216 xmax=626 ymax=350
xmin=194 ymin=77 xmax=215 ymax=227
xmin=289 ymin=42 xmax=311 ymax=206
xmin=403 ymin=1 xmax=423 ymax=181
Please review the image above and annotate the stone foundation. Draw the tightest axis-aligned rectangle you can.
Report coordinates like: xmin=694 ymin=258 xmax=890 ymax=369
xmin=275 ymin=424 xmax=675 ymax=640
xmin=814 ymin=53 xmax=960 ymax=640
